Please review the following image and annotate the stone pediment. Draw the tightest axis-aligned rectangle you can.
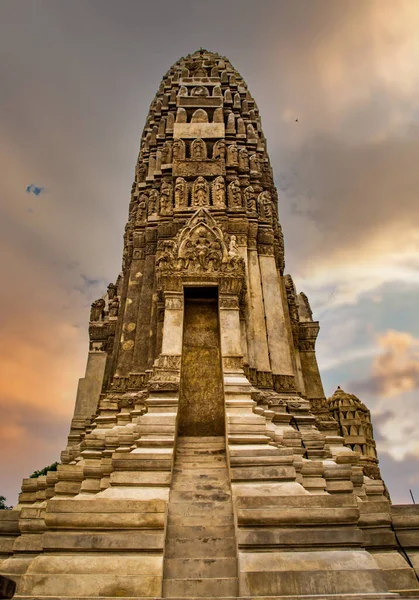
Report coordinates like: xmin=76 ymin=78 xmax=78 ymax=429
xmin=156 ymin=208 xmax=245 ymax=291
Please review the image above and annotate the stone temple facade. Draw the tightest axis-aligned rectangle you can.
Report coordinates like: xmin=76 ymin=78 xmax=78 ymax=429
xmin=1 ymin=49 xmax=419 ymax=600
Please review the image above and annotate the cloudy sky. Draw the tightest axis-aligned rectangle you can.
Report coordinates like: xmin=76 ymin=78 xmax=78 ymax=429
xmin=1 ymin=0 xmax=419 ymax=505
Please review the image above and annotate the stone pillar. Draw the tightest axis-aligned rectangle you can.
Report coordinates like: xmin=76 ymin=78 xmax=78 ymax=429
xmin=298 ymin=322 xmax=325 ymax=399
xmin=258 ymin=252 xmax=294 ymax=376
xmin=236 ymin=228 xmax=254 ymax=368
xmin=115 ymin=231 xmax=146 ymax=377
xmin=247 ymin=246 xmax=270 ymax=373
xmin=161 ymin=292 xmax=184 ymax=357
xmin=132 ymin=228 xmax=157 ymax=372
xmin=219 ymin=294 xmax=242 ymax=369
xmin=73 ymin=351 xmax=107 ymax=419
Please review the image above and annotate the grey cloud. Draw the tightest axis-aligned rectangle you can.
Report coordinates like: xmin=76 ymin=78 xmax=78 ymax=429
xmin=379 ymin=452 xmax=419 ymax=504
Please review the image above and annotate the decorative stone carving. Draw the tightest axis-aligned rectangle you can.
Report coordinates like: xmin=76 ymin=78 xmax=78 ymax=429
xmin=109 ymin=297 xmax=120 ymax=318
xmin=226 ymin=144 xmax=238 ymax=166
xmin=226 ymin=112 xmax=236 ymax=134
xmin=160 ymin=181 xmax=173 ymax=216
xmin=250 ymin=153 xmax=261 ymax=176
xmin=212 ymin=176 xmax=226 ymax=208
xmin=213 ymin=139 xmax=226 ymax=160
xmin=156 ymin=208 xmax=245 ymax=281
xmin=107 ymin=283 xmax=117 ymax=300
xmin=165 ymin=296 xmax=184 ymax=310
xmin=273 ymin=373 xmax=297 ymax=393
xmin=239 ymin=147 xmax=249 ymax=172
xmin=223 ymin=356 xmax=243 ymax=370
xmin=178 ymin=86 xmax=188 ymax=96
xmin=244 ymin=186 xmax=257 ymax=212
xmin=136 ymin=162 xmax=147 ymax=183
xmin=213 ymin=108 xmax=223 ymax=123
xmin=212 ymin=85 xmax=222 ymax=97
xmin=135 ymin=194 xmax=147 ymax=225
xmin=166 ymin=111 xmax=175 ymax=131
xmin=174 ymin=177 xmax=188 ymax=209
xmin=148 ymin=188 xmax=159 ymax=216
xmin=192 ymin=176 xmax=210 ymax=207
xmin=224 ymin=89 xmax=232 ymax=103
xmin=161 ymin=141 xmax=173 ymax=164
xmin=191 ymin=109 xmax=208 ymax=123
xmin=90 ymin=299 xmax=105 ymax=322
xmin=247 ymin=123 xmax=258 ymax=140
xmin=228 ymin=178 xmax=242 ymax=209
xmin=219 ymin=297 xmax=240 ymax=309
xmin=191 ymin=86 xmax=209 ymax=97
xmin=237 ymin=118 xmax=246 ymax=137
xmin=257 ymin=190 xmax=272 ymax=221
xmin=176 ymin=107 xmax=187 ymax=123
xmin=191 ymin=138 xmax=207 ymax=160
xmin=284 ymin=274 xmax=299 ymax=346
xmin=172 ymin=138 xmax=186 ymax=160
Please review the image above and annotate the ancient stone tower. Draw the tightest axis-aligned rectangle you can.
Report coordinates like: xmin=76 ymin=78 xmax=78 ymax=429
xmin=1 ymin=49 xmax=419 ymax=600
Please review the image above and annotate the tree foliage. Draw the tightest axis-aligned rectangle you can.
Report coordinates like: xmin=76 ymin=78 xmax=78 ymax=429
xmin=0 ymin=495 xmax=12 ymax=510
xmin=30 ymin=462 xmax=59 ymax=478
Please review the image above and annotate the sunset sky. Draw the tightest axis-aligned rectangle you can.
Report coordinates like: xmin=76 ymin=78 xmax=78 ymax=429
xmin=1 ymin=0 xmax=419 ymax=504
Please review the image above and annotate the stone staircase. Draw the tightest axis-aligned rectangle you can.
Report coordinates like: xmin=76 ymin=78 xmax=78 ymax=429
xmin=162 ymin=436 xmax=238 ymax=598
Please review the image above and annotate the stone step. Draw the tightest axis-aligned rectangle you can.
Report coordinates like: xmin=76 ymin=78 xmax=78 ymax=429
xmin=169 ymin=490 xmax=231 ymax=503
xmin=177 ymin=435 xmax=225 ymax=444
xmin=135 ymin=437 xmax=174 ymax=447
xmin=165 ymin=536 xmax=236 ymax=558
xmin=168 ymin=502 xmax=234 ymax=519
xmin=167 ymin=523 xmax=235 ymax=539
xmin=172 ymin=468 xmax=229 ymax=477
xmin=170 ymin=482 xmax=231 ymax=493
xmin=173 ymin=462 xmax=226 ymax=470
xmin=168 ymin=515 xmax=234 ymax=528
xmin=176 ymin=454 xmax=226 ymax=468
xmin=228 ymin=434 xmax=271 ymax=444
xmin=175 ymin=448 xmax=225 ymax=456
xmin=229 ymin=444 xmax=290 ymax=456
xmin=162 ymin=576 xmax=238 ymax=598
xmin=164 ymin=557 xmax=237 ymax=578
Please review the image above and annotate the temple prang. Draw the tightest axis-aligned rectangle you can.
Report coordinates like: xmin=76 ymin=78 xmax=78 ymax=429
xmin=1 ymin=48 xmax=418 ymax=600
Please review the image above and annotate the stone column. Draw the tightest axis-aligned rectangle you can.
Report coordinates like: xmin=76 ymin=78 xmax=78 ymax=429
xmin=132 ymin=227 xmax=157 ymax=372
xmin=247 ymin=245 xmax=270 ymax=374
xmin=73 ymin=350 xmax=107 ymax=419
xmin=237 ymin=234 xmax=251 ymax=366
xmin=298 ymin=322 xmax=325 ymax=399
xmin=114 ymin=231 xmax=146 ymax=377
xmin=259 ymin=251 xmax=294 ymax=377
xmin=219 ymin=294 xmax=242 ymax=370
xmin=161 ymin=291 xmax=184 ymax=357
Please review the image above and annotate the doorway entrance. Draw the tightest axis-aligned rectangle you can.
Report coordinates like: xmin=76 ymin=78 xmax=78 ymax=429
xmin=177 ymin=287 xmax=225 ymax=436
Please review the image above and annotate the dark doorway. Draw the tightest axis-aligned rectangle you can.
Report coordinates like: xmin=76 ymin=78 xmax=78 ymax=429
xmin=178 ymin=287 xmax=225 ymax=436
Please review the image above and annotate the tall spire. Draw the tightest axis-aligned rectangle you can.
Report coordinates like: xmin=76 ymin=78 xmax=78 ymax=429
xmin=1 ymin=49 xmax=419 ymax=600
